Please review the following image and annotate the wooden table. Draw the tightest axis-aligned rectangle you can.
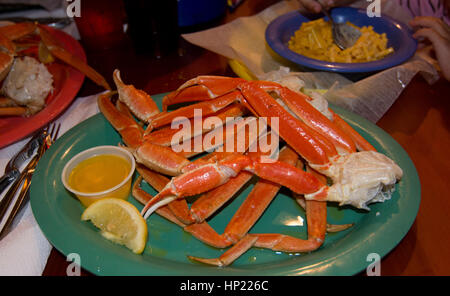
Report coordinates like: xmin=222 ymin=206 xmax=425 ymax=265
xmin=42 ymin=0 xmax=450 ymax=276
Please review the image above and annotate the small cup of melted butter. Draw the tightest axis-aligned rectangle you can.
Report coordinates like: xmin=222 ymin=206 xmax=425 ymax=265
xmin=62 ymin=146 xmax=136 ymax=207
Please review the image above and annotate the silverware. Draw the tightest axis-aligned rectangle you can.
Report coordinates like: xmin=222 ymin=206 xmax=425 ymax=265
xmin=0 ymin=131 xmax=47 ymax=196
xmin=316 ymin=0 xmax=362 ymax=50
xmin=0 ymin=123 xmax=61 ymax=239
xmin=0 ymin=132 xmax=46 ymax=223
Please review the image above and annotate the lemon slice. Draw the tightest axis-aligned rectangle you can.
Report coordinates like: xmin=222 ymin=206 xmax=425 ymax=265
xmin=81 ymin=198 xmax=148 ymax=254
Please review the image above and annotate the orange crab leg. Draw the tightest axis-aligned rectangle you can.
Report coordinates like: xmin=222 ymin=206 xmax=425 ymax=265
xmin=132 ymin=175 xmax=188 ymax=228
xmin=144 ymin=103 xmax=246 ymax=147
xmin=132 ymin=141 xmax=190 ymax=176
xmin=223 ymin=146 xmax=299 ymax=242
xmin=113 ymin=69 xmax=159 ymax=122
xmin=238 ymin=82 xmax=337 ymax=166
xmin=187 ymin=235 xmax=257 ymax=266
xmin=190 ymin=171 xmax=253 ymax=223
xmin=162 ymin=76 xmax=245 ymax=111
xmin=162 ymin=85 xmax=218 ymax=112
xmin=184 ymin=222 xmax=233 ymax=248
xmin=134 ymin=165 xmax=195 ymax=225
xmin=255 ymin=81 xmax=356 ymax=154
xmin=0 ymin=106 xmax=28 ymax=116
xmin=0 ymin=22 xmax=36 ymax=41
xmin=328 ymin=109 xmax=376 ymax=152
xmin=37 ymin=25 xmax=111 ymax=90
xmin=99 ymin=92 xmax=191 ymax=176
xmin=147 ymin=90 xmax=243 ymax=133
xmin=98 ymin=92 xmax=144 ymax=148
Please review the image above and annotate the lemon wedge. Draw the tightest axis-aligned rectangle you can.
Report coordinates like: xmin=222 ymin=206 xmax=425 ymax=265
xmin=81 ymin=198 xmax=148 ymax=254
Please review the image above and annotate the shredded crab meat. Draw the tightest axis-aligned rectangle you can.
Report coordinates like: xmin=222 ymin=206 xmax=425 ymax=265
xmin=307 ymin=151 xmax=403 ymax=210
xmin=1 ymin=56 xmax=53 ymax=114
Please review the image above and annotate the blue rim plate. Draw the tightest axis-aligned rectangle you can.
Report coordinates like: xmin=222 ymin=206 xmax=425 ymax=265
xmin=30 ymin=93 xmax=420 ymax=275
xmin=265 ymin=7 xmax=417 ymax=73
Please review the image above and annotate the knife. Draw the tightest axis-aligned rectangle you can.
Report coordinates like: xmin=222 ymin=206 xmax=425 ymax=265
xmin=0 ymin=131 xmax=46 ymax=196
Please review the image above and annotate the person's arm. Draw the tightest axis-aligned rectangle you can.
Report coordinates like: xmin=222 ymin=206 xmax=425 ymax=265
xmin=410 ymin=16 xmax=450 ymax=81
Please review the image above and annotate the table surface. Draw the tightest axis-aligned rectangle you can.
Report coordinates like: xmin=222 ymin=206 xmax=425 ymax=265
xmin=41 ymin=0 xmax=450 ymax=276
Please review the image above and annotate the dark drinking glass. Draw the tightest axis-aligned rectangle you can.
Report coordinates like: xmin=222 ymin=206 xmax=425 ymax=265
xmin=123 ymin=0 xmax=179 ymax=57
xmin=74 ymin=0 xmax=127 ymax=50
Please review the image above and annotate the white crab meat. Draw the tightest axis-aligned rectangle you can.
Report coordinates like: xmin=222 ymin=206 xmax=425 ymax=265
xmin=307 ymin=151 xmax=403 ymax=210
xmin=272 ymin=74 xmax=334 ymax=121
xmin=1 ymin=56 xmax=53 ymax=114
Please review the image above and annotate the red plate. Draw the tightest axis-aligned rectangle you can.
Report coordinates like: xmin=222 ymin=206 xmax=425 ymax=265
xmin=0 ymin=26 xmax=86 ymax=148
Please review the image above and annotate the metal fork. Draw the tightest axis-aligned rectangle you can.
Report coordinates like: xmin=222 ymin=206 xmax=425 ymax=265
xmin=0 ymin=131 xmax=46 ymax=195
xmin=0 ymin=123 xmax=61 ymax=239
xmin=316 ymin=0 xmax=362 ymax=50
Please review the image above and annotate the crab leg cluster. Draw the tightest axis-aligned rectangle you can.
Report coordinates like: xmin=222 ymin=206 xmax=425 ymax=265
xmin=98 ymin=70 xmax=403 ymax=266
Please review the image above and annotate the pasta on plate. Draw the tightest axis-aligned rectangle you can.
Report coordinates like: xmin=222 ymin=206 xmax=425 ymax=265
xmin=288 ymin=19 xmax=394 ymax=63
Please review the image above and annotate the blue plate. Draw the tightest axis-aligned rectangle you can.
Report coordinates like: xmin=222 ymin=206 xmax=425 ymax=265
xmin=265 ymin=7 xmax=417 ymax=73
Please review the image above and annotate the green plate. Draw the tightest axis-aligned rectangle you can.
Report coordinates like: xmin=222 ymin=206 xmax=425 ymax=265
xmin=30 ymin=93 xmax=420 ymax=275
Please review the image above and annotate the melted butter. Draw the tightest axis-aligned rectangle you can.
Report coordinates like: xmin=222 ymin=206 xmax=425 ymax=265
xmin=69 ymin=154 xmax=131 ymax=193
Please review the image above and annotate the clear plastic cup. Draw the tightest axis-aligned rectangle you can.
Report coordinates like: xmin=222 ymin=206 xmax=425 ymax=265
xmin=61 ymin=146 xmax=135 ymax=207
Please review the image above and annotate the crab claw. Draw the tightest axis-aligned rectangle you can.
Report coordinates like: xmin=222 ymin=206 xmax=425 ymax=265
xmin=113 ymin=69 xmax=160 ymax=123
xmin=37 ymin=24 xmax=111 ymax=90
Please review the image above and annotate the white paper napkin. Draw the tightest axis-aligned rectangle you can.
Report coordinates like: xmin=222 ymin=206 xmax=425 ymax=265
xmin=0 ymin=93 xmax=101 ymax=276
xmin=182 ymin=0 xmax=440 ymax=123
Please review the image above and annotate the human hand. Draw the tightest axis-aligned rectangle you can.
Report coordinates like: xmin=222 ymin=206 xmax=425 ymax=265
xmin=297 ymin=0 xmax=357 ymax=14
xmin=410 ymin=16 xmax=450 ymax=81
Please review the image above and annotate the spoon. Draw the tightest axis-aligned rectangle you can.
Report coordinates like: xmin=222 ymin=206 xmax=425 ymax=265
xmin=316 ymin=0 xmax=361 ymax=50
